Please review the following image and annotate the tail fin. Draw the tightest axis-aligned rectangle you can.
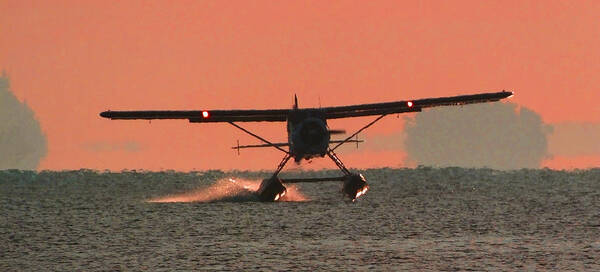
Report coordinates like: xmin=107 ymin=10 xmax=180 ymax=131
xmin=293 ymin=94 xmax=298 ymax=109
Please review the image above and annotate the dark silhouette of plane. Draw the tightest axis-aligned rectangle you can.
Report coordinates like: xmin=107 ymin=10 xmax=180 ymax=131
xmin=100 ymin=90 xmax=513 ymax=201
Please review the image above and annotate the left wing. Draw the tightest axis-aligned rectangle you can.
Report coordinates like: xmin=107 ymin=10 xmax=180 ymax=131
xmin=100 ymin=109 xmax=290 ymax=122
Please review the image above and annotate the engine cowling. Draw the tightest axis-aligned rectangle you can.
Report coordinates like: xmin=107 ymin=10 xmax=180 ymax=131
xmin=290 ymin=117 xmax=330 ymax=160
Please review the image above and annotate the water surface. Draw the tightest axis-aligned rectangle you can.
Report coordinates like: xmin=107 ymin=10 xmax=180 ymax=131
xmin=1 ymin=168 xmax=599 ymax=270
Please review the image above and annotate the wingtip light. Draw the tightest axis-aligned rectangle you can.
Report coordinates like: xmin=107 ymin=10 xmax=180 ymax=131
xmin=202 ymin=111 xmax=210 ymax=118
xmin=407 ymin=101 xmax=414 ymax=107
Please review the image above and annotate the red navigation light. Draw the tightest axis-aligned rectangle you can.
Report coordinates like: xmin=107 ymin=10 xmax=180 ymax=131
xmin=202 ymin=111 xmax=210 ymax=118
xmin=407 ymin=101 xmax=414 ymax=107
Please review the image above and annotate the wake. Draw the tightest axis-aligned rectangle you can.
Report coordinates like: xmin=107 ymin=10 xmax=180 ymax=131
xmin=147 ymin=178 xmax=307 ymax=203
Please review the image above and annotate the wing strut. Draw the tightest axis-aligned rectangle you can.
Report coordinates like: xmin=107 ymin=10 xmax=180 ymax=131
xmin=227 ymin=122 xmax=289 ymax=154
xmin=330 ymin=114 xmax=388 ymax=151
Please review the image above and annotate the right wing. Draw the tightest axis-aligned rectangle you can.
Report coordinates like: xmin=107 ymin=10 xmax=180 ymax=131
xmin=321 ymin=90 xmax=513 ymax=119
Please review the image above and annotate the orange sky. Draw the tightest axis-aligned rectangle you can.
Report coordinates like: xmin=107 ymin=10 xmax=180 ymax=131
xmin=1 ymin=0 xmax=599 ymax=171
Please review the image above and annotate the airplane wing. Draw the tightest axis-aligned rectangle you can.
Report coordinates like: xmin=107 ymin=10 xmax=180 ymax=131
xmin=321 ymin=90 xmax=513 ymax=119
xmin=99 ymin=91 xmax=512 ymax=122
xmin=100 ymin=109 xmax=290 ymax=122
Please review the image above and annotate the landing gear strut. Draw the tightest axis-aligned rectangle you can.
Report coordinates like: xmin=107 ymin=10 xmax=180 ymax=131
xmin=257 ymin=154 xmax=291 ymax=201
xmin=328 ymin=149 xmax=369 ymax=201
xmin=256 ymin=150 xmax=369 ymax=202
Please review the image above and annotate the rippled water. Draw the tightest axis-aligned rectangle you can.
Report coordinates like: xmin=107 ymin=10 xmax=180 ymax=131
xmin=1 ymin=168 xmax=599 ymax=270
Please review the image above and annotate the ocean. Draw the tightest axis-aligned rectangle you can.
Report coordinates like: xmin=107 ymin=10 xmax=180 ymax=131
xmin=1 ymin=167 xmax=599 ymax=271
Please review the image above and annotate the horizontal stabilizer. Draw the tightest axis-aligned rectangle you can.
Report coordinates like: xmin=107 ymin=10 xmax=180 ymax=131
xmin=232 ymin=142 xmax=289 ymax=149
xmin=328 ymin=129 xmax=346 ymax=135
xmin=231 ymin=139 xmax=364 ymax=150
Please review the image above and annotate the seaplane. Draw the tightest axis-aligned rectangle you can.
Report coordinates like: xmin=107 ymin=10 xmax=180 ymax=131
xmin=100 ymin=90 xmax=513 ymax=201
